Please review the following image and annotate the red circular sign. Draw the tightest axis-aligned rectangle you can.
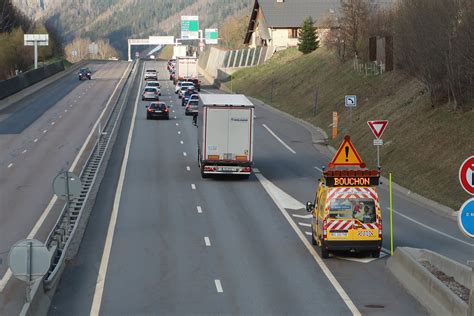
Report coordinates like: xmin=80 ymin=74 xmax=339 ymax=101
xmin=459 ymin=156 xmax=474 ymax=195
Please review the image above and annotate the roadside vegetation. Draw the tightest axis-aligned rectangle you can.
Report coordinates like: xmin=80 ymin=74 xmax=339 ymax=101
xmin=0 ymin=0 xmax=63 ymax=80
xmin=63 ymin=37 xmax=118 ymax=62
xmin=223 ymin=0 xmax=473 ymax=210
xmin=157 ymin=45 xmax=173 ymax=60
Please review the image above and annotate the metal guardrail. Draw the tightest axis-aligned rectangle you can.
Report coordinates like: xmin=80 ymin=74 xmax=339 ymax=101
xmin=43 ymin=60 xmax=138 ymax=285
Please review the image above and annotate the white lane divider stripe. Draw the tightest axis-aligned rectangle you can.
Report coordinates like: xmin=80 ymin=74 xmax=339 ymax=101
xmin=186 ymin=166 xmax=190 ymax=171
xmin=388 ymin=207 xmax=473 ymax=247
xmin=255 ymin=170 xmax=360 ymax=316
xmin=292 ymin=214 xmax=312 ymax=219
xmin=197 ymin=206 xmax=203 ymax=213
xmin=183 ymin=152 xmax=187 ymax=156
xmin=22 ymin=149 xmax=27 ymax=154
xmin=304 ymin=231 xmax=312 ymax=236
xmin=204 ymin=237 xmax=211 ymax=246
xmin=262 ymin=124 xmax=296 ymax=154
xmin=191 ymin=184 xmax=196 ymax=190
xmin=51 ymin=122 xmax=55 ymax=125
xmin=214 ymin=280 xmax=223 ymax=293
xmin=299 ymin=222 xmax=311 ymax=227
xmin=176 ymin=123 xmax=179 ymax=126
xmin=7 ymin=163 xmax=13 ymax=168
xmin=33 ymin=138 xmax=38 ymax=143
xmin=89 ymin=62 xmax=137 ymax=315
xmin=180 ymin=141 xmax=184 ymax=145
xmin=43 ymin=130 xmax=47 ymax=133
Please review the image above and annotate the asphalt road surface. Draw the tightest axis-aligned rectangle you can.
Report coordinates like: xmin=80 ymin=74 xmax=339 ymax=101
xmin=0 ymin=61 xmax=129 ymax=315
xmin=47 ymin=60 xmax=465 ymax=315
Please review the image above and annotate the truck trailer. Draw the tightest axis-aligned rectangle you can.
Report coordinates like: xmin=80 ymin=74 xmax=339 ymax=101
xmin=175 ymin=56 xmax=198 ymax=84
xmin=196 ymin=94 xmax=254 ymax=178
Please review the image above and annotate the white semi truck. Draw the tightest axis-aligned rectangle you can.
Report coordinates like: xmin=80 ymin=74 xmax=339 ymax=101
xmin=196 ymin=94 xmax=254 ymax=178
xmin=175 ymin=56 xmax=198 ymax=84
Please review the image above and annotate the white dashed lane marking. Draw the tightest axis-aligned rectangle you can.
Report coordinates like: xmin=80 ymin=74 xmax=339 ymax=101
xmin=7 ymin=163 xmax=13 ymax=168
xmin=186 ymin=166 xmax=190 ymax=171
xmin=197 ymin=206 xmax=202 ymax=213
xmin=22 ymin=150 xmax=27 ymax=154
xmin=34 ymin=138 xmax=38 ymax=143
xmin=214 ymin=280 xmax=223 ymax=293
xmin=204 ymin=237 xmax=211 ymax=247
xmin=43 ymin=130 xmax=47 ymax=133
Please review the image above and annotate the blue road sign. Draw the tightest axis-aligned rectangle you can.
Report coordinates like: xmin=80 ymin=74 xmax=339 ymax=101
xmin=458 ymin=198 xmax=474 ymax=238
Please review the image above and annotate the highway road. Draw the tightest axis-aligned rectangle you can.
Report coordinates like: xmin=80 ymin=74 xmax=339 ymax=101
xmin=48 ymin=60 xmax=474 ymax=315
xmin=0 ymin=61 xmax=130 ymax=315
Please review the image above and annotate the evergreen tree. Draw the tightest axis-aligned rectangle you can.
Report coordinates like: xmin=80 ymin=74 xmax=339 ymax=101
xmin=298 ymin=17 xmax=319 ymax=54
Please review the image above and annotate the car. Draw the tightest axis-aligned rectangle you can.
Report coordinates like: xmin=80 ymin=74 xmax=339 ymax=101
xmin=146 ymin=102 xmax=169 ymax=120
xmin=145 ymin=81 xmax=161 ymax=95
xmin=175 ymin=81 xmax=194 ymax=94
xmin=144 ymin=69 xmax=158 ymax=80
xmin=149 ymin=55 xmax=155 ymax=59
xmin=182 ymin=90 xmax=197 ymax=106
xmin=178 ymin=84 xmax=195 ymax=99
xmin=78 ymin=67 xmax=91 ymax=80
xmin=185 ymin=78 xmax=201 ymax=92
xmin=142 ymin=87 xmax=159 ymax=101
xmin=185 ymin=99 xmax=199 ymax=116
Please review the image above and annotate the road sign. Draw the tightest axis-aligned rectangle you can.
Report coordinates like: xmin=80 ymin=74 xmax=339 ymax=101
xmin=332 ymin=112 xmax=338 ymax=139
xmin=181 ymin=16 xmax=199 ymax=40
xmin=89 ymin=43 xmax=99 ymax=56
xmin=329 ymin=135 xmax=365 ymax=168
xmin=373 ymin=139 xmax=384 ymax=146
xmin=459 ymin=156 xmax=474 ymax=195
xmin=458 ymin=198 xmax=474 ymax=238
xmin=205 ymin=28 xmax=218 ymax=44
xmin=24 ymin=34 xmax=49 ymax=46
xmin=8 ymin=239 xmax=50 ymax=282
xmin=367 ymin=120 xmax=389 ymax=139
xmin=53 ymin=171 xmax=82 ymax=201
xmin=345 ymin=95 xmax=357 ymax=108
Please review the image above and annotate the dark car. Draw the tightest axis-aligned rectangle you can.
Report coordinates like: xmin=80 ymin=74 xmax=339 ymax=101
xmin=169 ymin=71 xmax=175 ymax=81
xmin=146 ymin=102 xmax=169 ymax=120
xmin=181 ymin=89 xmax=197 ymax=106
xmin=78 ymin=67 xmax=91 ymax=80
xmin=185 ymin=99 xmax=199 ymax=116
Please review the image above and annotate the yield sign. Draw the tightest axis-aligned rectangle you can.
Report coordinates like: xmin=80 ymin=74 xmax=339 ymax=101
xmin=329 ymin=135 xmax=366 ymax=168
xmin=459 ymin=156 xmax=474 ymax=195
xmin=367 ymin=120 xmax=389 ymax=139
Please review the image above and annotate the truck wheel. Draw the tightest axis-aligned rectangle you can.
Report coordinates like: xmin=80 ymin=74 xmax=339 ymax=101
xmin=200 ymin=166 xmax=209 ymax=179
xmin=371 ymin=250 xmax=381 ymax=258
xmin=320 ymin=241 xmax=329 ymax=259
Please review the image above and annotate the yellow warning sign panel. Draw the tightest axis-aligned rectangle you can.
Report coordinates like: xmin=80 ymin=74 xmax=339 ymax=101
xmin=329 ymin=135 xmax=366 ymax=168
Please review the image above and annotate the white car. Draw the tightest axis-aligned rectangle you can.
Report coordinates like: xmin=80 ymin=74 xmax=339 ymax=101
xmin=144 ymin=69 xmax=157 ymax=81
xmin=175 ymin=81 xmax=194 ymax=94
xmin=145 ymin=81 xmax=161 ymax=95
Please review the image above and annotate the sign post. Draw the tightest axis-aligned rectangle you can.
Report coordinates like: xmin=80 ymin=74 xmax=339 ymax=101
xmin=181 ymin=16 xmax=199 ymax=40
xmin=8 ymin=239 xmax=50 ymax=302
xmin=204 ymin=28 xmax=218 ymax=44
xmin=345 ymin=95 xmax=357 ymax=131
xmin=24 ymin=34 xmax=49 ymax=69
xmin=367 ymin=120 xmax=389 ymax=168
xmin=53 ymin=171 xmax=82 ymax=231
xmin=332 ymin=112 xmax=338 ymax=139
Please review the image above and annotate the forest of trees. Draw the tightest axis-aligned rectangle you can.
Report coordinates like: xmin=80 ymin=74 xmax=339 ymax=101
xmin=0 ymin=0 xmax=58 ymax=79
xmin=324 ymin=0 xmax=473 ymax=108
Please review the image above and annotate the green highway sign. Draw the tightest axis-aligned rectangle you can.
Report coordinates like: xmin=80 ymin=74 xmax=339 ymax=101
xmin=205 ymin=28 xmax=218 ymax=44
xmin=181 ymin=16 xmax=199 ymax=40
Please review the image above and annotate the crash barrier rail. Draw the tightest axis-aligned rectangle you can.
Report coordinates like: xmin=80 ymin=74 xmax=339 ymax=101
xmin=43 ymin=60 xmax=138 ymax=287
xmin=0 ymin=61 xmax=65 ymax=100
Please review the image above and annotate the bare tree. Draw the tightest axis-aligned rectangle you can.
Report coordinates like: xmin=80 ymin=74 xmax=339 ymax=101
xmin=339 ymin=0 xmax=373 ymax=59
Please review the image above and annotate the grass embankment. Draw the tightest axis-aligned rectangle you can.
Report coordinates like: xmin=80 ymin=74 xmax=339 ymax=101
xmin=224 ymin=48 xmax=474 ymax=210
xmin=158 ymin=45 xmax=173 ymax=60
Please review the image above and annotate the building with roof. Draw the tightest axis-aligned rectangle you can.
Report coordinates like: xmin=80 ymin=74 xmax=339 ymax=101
xmin=244 ymin=0 xmax=340 ymax=49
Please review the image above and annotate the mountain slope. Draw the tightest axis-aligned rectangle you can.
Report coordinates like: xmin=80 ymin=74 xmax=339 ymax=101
xmin=13 ymin=0 xmax=251 ymax=58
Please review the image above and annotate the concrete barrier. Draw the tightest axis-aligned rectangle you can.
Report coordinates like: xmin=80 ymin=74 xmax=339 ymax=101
xmin=387 ymin=247 xmax=470 ymax=316
xmin=0 ymin=62 xmax=65 ymax=100
xmin=0 ymin=60 xmax=87 ymax=112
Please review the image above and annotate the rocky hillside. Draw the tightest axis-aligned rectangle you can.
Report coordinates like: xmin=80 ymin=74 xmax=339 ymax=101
xmin=13 ymin=0 xmax=251 ymax=58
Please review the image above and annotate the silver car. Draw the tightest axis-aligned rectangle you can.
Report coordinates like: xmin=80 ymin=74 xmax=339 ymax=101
xmin=142 ymin=87 xmax=159 ymax=101
xmin=145 ymin=81 xmax=161 ymax=95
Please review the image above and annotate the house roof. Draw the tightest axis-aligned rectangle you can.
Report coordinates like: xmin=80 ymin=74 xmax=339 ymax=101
xmin=258 ymin=0 xmax=340 ymax=28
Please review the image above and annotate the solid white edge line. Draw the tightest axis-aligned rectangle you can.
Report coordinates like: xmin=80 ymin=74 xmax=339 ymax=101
xmin=389 ymin=207 xmax=473 ymax=247
xmin=262 ymin=124 xmax=296 ymax=154
xmin=214 ymin=279 xmax=223 ymax=293
xmin=0 ymin=62 xmax=132 ymax=293
xmin=204 ymin=237 xmax=211 ymax=246
xmin=197 ymin=206 xmax=202 ymax=213
xmin=90 ymin=62 xmax=141 ymax=316
xmin=314 ymin=166 xmax=323 ymax=172
xmin=255 ymin=171 xmax=361 ymax=316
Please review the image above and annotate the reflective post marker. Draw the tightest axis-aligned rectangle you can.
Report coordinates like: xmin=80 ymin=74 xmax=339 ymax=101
xmin=390 ymin=172 xmax=394 ymax=256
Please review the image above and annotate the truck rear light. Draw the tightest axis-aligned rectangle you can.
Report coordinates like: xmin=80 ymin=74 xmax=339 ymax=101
xmin=377 ymin=223 xmax=382 ymax=238
xmin=322 ymin=220 xmax=327 ymax=239
xmin=235 ymin=155 xmax=248 ymax=161
xmin=207 ymin=155 xmax=219 ymax=160
xmin=204 ymin=166 xmax=216 ymax=171
xmin=242 ymin=167 xmax=252 ymax=172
